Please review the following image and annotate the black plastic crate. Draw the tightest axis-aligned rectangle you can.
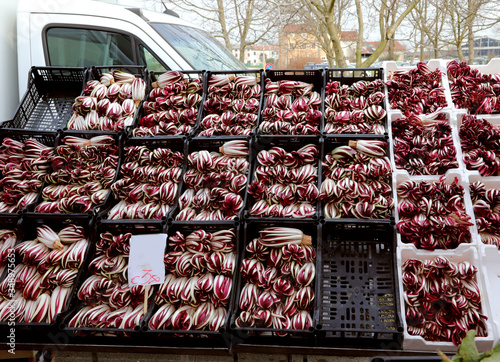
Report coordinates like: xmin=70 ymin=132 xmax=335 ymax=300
xmin=93 ymin=219 xmax=167 ymax=235
xmin=124 ymin=133 xmax=188 ymax=150
xmin=171 ymin=137 xmax=252 ymax=222
xmin=129 ymin=70 xmax=205 ymax=138
xmin=0 ymin=214 xmax=21 ymax=230
xmin=55 ymin=130 xmax=123 ymax=149
xmin=0 ymin=214 xmax=22 ymax=280
xmin=265 ymin=69 xmax=325 ymax=95
xmin=142 ymin=221 xmax=239 ymax=348
xmin=230 ymin=219 xmax=319 ymax=346
xmin=245 ymin=136 xmax=321 ymax=221
xmin=60 ymin=220 xmax=165 ymax=337
xmin=195 ymin=69 xmax=264 ymax=137
xmin=316 ymin=221 xmax=402 ymax=347
xmin=0 ymin=128 xmax=58 ymax=147
xmin=0 ymin=130 xmax=59 ymax=216
xmin=258 ymin=69 xmax=325 ymax=136
xmin=26 ymin=131 xmax=123 ymax=216
xmin=68 ymin=66 xmax=149 ymax=134
xmin=326 ymin=68 xmax=383 ymax=86
xmin=150 ymin=70 xmax=206 ymax=91
xmin=7 ymin=67 xmax=87 ymax=132
xmin=15 ymin=213 xmax=94 ymax=251
xmin=87 ymin=65 xmax=148 ymax=81
xmin=97 ymin=136 xmax=187 ymax=222
xmin=324 ymin=68 xmax=386 ymax=136
xmin=320 ymin=136 xmax=394 ymax=222
xmin=0 ymin=213 xmax=94 ymax=330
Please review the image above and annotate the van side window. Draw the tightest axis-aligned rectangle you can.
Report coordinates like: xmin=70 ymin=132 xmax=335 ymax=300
xmin=46 ymin=28 xmax=135 ymax=67
xmin=138 ymin=44 xmax=168 ymax=72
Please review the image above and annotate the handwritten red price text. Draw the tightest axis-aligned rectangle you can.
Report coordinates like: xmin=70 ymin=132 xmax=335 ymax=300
xmin=131 ymin=270 xmax=161 ymax=285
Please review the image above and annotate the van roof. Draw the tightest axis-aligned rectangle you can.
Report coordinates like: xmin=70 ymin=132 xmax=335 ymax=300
xmin=18 ymin=0 xmax=198 ymax=28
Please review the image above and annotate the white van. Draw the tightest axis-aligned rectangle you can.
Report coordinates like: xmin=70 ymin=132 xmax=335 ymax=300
xmin=1 ymin=0 xmax=246 ymax=121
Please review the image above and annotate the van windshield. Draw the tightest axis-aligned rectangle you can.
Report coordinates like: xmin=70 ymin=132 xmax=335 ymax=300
xmin=151 ymin=23 xmax=246 ymax=71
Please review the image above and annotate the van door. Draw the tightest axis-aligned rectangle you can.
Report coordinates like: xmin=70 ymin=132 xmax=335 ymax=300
xmin=19 ymin=12 xmax=192 ymax=95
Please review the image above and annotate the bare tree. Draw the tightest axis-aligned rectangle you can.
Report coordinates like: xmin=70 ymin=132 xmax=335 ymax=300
xmin=388 ymin=4 xmax=397 ymax=60
xmin=300 ymin=0 xmax=350 ymax=67
xmin=354 ymin=0 xmax=364 ymax=65
xmin=407 ymin=0 xmax=447 ymax=60
xmin=281 ymin=0 xmax=348 ymax=67
xmin=299 ymin=0 xmax=420 ymax=68
xmin=443 ymin=0 xmax=500 ymax=62
xmin=361 ymin=0 xmax=420 ymax=66
xmin=465 ymin=0 xmax=500 ymax=63
xmin=165 ymin=0 xmax=285 ymax=63
xmin=444 ymin=0 xmax=474 ymax=61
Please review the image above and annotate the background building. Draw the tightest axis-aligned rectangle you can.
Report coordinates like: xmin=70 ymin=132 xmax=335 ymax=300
xmin=231 ymin=25 xmax=408 ymax=69
xmin=462 ymin=36 xmax=500 ymax=60
xmin=277 ymin=24 xmax=380 ymax=68
xmin=232 ymin=45 xmax=279 ymax=68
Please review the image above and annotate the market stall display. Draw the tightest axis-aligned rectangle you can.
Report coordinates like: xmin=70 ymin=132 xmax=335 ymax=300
xmin=1 ymin=60 xmax=500 ymax=353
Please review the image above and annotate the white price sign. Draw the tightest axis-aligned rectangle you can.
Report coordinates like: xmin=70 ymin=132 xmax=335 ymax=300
xmin=128 ymin=234 xmax=167 ymax=287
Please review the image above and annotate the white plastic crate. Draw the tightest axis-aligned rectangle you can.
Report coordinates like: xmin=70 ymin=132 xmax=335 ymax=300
xmin=384 ymin=60 xmax=454 ymax=114
xmin=457 ymin=114 xmax=500 ymax=176
xmin=443 ymin=58 xmax=500 ymax=77
xmin=397 ymin=246 xmax=495 ymax=352
xmin=458 ymin=58 xmax=500 ymax=75
xmin=456 ymin=112 xmax=500 ymax=129
xmin=452 ymin=108 xmax=468 ymax=129
xmin=393 ymin=170 xmax=478 ymax=250
xmin=386 ymin=110 xmax=402 ymax=172
xmin=388 ymin=110 xmax=463 ymax=176
xmin=479 ymin=244 xmax=500 ymax=345
xmin=444 ymin=58 xmax=500 ymax=114
xmin=468 ymin=173 xmax=500 ymax=248
xmin=384 ymin=59 xmax=445 ymax=82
